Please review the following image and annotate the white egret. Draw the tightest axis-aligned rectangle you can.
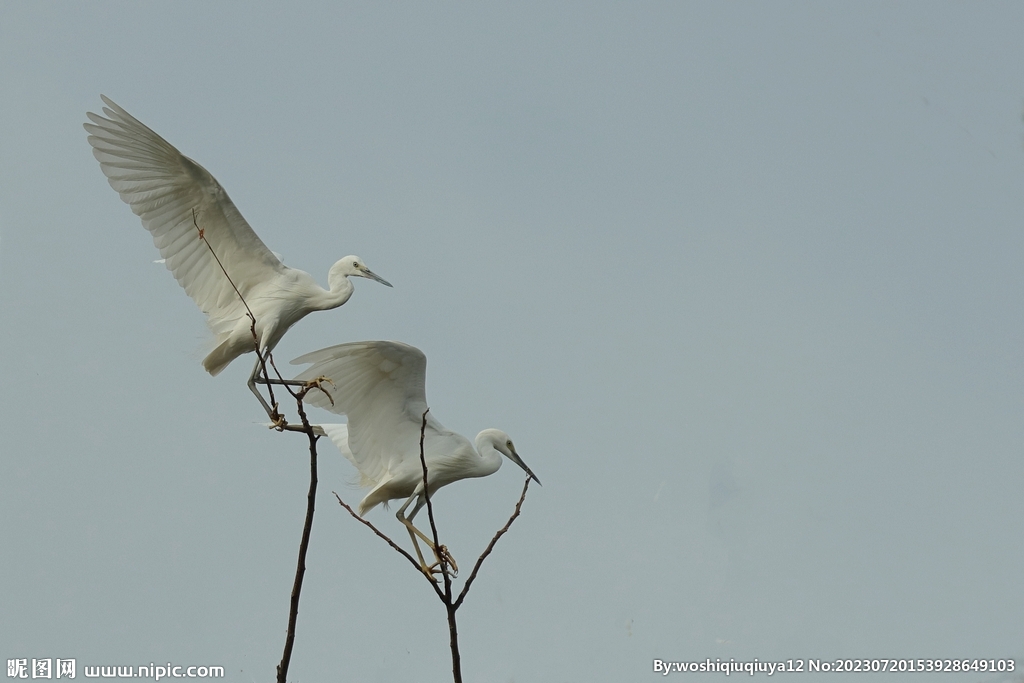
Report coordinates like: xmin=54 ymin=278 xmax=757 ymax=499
xmin=293 ymin=341 xmax=540 ymax=574
xmin=84 ymin=96 xmax=392 ymax=414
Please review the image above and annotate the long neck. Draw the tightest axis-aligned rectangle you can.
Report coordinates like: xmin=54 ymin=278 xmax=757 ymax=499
xmin=473 ymin=433 xmax=504 ymax=478
xmin=317 ymin=274 xmax=354 ymax=310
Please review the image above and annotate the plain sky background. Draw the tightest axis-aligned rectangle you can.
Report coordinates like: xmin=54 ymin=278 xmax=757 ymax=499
xmin=2 ymin=3 xmax=1023 ymax=682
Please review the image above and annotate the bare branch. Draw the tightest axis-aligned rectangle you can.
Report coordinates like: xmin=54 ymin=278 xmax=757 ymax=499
xmin=191 ymin=207 xmax=258 ymax=323
xmin=333 ymin=407 xmax=533 ymax=683
xmin=415 ymin=410 xmax=462 ymax=682
xmin=191 ymin=209 xmax=279 ymax=416
xmin=276 ymin=403 xmax=318 ymax=683
xmin=333 ymin=492 xmax=446 ymax=601
xmin=418 ymin=410 xmax=454 ymax=583
xmin=453 ymin=476 xmax=532 ymax=611
xmin=189 ymin=210 xmax=318 ymax=682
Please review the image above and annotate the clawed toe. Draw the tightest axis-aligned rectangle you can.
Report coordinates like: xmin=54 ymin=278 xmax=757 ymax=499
xmin=434 ymin=545 xmax=458 ymax=576
xmin=415 ymin=545 xmax=459 ymax=581
xmin=268 ymin=408 xmax=287 ymax=430
xmin=302 ymin=376 xmax=335 ymax=405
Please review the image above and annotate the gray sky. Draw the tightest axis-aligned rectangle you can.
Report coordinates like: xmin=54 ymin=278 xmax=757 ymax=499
xmin=2 ymin=3 xmax=1023 ymax=681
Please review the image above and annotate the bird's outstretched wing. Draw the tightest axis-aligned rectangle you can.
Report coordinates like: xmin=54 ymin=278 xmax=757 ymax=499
xmin=293 ymin=341 xmax=447 ymax=486
xmin=316 ymin=424 xmax=376 ymax=487
xmin=84 ymin=95 xmax=286 ymax=339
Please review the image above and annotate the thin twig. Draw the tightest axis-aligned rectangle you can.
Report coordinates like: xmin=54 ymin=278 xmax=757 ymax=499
xmin=191 ymin=209 xmax=279 ymax=414
xmin=333 ymin=492 xmax=446 ymax=600
xmin=453 ymin=477 xmax=532 ymax=610
xmin=191 ymin=208 xmax=257 ymax=324
xmin=418 ymin=411 xmax=452 ymax=577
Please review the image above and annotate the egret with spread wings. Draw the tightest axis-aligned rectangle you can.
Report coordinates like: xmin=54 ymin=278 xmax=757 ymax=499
xmin=84 ymin=96 xmax=391 ymax=415
xmin=293 ymin=341 xmax=540 ymax=575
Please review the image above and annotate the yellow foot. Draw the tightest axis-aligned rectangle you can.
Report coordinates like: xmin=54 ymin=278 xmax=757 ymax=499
xmin=420 ymin=563 xmax=442 ymax=582
xmin=433 ymin=545 xmax=459 ymax=576
xmin=268 ymin=409 xmax=288 ymax=431
xmin=416 ymin=546 xmax=459 ymax=582
xmin=301 ymin=376 xmax=336 ymax=405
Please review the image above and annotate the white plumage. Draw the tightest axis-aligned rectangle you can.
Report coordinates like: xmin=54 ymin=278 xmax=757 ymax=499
xmin=84 ymin=96 xmax=391 ymax=379
xmin=294 ymin=341 xmax=539 ymax=572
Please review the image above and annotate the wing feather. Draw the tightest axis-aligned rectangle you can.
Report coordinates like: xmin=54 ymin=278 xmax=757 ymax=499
xmin=85 ymin=96 xmax=286 ymax=339
xmin=293 ymin=341 xmax=448 ymax=486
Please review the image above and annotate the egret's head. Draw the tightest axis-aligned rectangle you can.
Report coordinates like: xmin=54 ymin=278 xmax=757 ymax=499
xmin=480 ymin=428 xmax=542 ymax=485
xmin=331 ymin=255 xmax=393 ymax=289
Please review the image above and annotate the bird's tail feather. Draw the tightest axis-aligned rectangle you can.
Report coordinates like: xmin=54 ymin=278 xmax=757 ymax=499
xmin=203 ymin=338 xmax=244 ymax=376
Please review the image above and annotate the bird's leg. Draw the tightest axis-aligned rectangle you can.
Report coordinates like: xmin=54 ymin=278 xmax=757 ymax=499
xmin=248 ymin=358 xmax=285 ymax=428
xmin=251 ymin=354 xmax=322 ymax=389
xmin=398 ymin=493 xmax=459 ymax=576
xmin=249 ymin=359 xmax=335 ymax=406
xmin=252 ymin=376 xmax=311 ymax=387
xmin=396 ymin=492 xmax=437 ymax=579
xmin=406 ymin=524 xmax=438 ymax=582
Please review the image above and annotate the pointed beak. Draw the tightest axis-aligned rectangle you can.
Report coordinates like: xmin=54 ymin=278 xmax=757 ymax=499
xmin=507 ymin=446 xmax=542 ymax=486
xmin=359 ymin=266 xmax=393 ymax=287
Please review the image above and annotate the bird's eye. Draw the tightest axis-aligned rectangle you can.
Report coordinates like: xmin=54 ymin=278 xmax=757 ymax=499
xmin=506 ymin=440 xmax=513 ymax=448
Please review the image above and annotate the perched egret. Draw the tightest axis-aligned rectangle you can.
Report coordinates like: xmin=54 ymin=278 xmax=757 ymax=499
xmin=84 ymin=96 xmax=392 ymax=413
xmin=293 ymin=341 xmax=540 ymax=574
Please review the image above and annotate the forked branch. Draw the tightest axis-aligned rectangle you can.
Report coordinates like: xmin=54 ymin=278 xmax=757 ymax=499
xmin=334 ymin=410 xmax=533 ymax=683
